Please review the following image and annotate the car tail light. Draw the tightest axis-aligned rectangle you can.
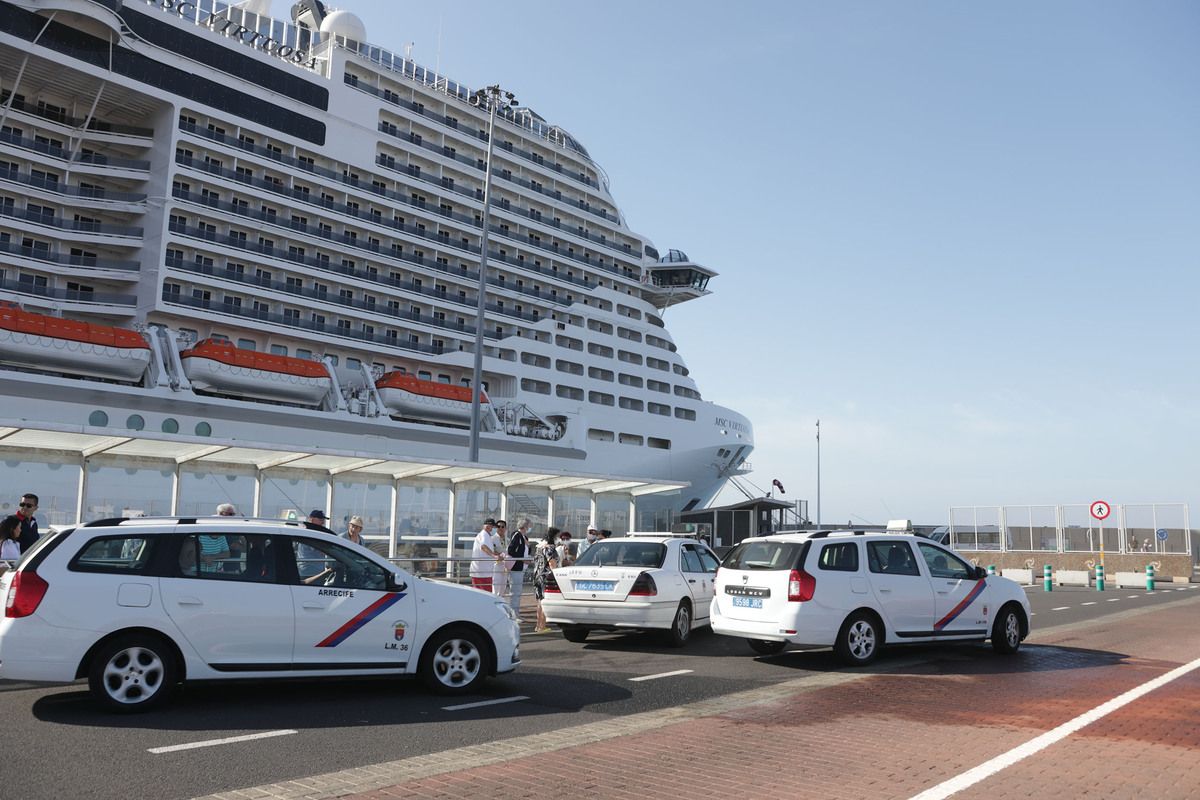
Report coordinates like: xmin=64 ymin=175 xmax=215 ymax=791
xmin=544 ymin=571 xmax=560 ymax=594
xmin=5 ymin=570 xmax=50 ymax=618
xmin=629 ymin=572 xmax=657 ymax=596
xmin=787 ymin=569 xmax=816 ymax=602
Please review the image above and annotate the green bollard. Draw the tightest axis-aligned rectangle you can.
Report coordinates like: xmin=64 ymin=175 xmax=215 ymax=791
xmin=987 ymin=564 xmax=997 ymax=577
xmin=1146 ymin=563 xmax=1155 ymax=591
xmin=1043 ymin=564 xmax=1053 ymax=592
xmin=1096 ymin=563 xmax=1105 ymax=591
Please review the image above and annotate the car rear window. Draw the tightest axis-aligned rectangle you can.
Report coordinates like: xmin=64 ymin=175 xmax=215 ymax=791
xmin=723 ymin=540 xmax=806 ymax=571
xmin=574 ymin=541 xmax=666 ymax=568
xmin=818 ymin=542 xmax=859 ymax=572
xmin=70 ymin=535 xmax=156 ymax=574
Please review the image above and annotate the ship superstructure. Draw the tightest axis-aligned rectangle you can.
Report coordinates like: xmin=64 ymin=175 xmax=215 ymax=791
xmin=0 ymin=0 xmax=753 ymax=537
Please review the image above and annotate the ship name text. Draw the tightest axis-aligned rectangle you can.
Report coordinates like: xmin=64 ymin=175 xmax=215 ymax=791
xmin=715 ymin=417 xmax=748 ymax=434
xmin=157 ymin=0 xmax=318 ymax=68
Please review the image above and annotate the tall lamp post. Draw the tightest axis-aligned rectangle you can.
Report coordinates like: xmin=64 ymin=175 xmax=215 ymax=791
xmin=468 ymin=84 xmax=517 ymax=464
xmin=815 ymin=419 xmax=821 ymax=527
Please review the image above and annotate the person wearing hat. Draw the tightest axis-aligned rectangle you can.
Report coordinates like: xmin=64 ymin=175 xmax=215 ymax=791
xmin=577 ymin=525 xmax=600 ymax=559
xmin=307 ymin=509 xmax=332 ymax=530
xmin=469 ymin=517 xmax=502 ymax=593
xmin=343 ymin=515 xmax=367 ymax=547
xmin=298 ymin=509 xmax=332 ymax=579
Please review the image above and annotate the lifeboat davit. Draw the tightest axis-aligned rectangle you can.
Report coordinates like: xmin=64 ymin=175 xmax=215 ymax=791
xmin=0 ymin=303 xmax=150 ymax=381
xmin=180 ymin=339 xmax=331 ymax=407
xmin=376 ymin=371 xmax=487 ymax=424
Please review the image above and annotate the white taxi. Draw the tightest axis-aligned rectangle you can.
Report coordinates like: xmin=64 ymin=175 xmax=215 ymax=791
xmin=710 ymin=531 xmax=1030 ymax=664
xmin=542 ymin=533 xmax=720 ymax=646
xmin=0 ymin=517 xmax=520 ymax=711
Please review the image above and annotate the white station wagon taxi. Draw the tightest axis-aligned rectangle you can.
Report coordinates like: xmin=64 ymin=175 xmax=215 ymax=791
xmin=711 ymin=530 xmax=1030 ymax=664
xmin=0 ymin=517 xmax=520 ymax=711
xmin=542 ymin=533 xmax=721 ymax=646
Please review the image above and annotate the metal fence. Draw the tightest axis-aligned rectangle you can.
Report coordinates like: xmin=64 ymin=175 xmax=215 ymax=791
xmin=949 ymin=503 xmax=1191 ymax=556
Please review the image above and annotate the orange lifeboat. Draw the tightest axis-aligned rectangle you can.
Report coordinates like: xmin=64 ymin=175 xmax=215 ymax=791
xmin=0 ymin=303 xmax=150 ymax=381
xmin=376 ymin=371 xmax=487 ymax=424
xmin=180 ymin=339 xmax=331 ymax=407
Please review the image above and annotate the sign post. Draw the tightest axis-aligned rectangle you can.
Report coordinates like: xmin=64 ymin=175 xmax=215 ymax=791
xmin=1090 ymin=500 xmax=1111 ymax=587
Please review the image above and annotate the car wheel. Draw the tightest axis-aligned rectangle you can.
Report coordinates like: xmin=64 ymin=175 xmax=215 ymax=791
xmin=834 ymin=611 xmax=881 ymax=666
xmin=87 ymin=633 xmax=177 ymax=713
xmin=665 ymin=600 xmax=692 ymax=647
xmin=747 ymin=638 xmax=787 ymax=656
xmin=991 ymin=604 xmax=1023 ymax=654
xmin=419 ymin=626 xmax=487 ymax=694
xmin=561 ymin=625 xmax=590 ymax=643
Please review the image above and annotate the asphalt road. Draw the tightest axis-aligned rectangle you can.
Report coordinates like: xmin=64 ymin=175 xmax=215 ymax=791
xmin=1 ymin=583 xmax=1195 ymax=800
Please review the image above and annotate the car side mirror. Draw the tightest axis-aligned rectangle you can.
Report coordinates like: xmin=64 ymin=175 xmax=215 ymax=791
xmin=388 ymin=573 xmax=408 ymax=593
xmin=974 ymin=566 xmax=987 ymax=580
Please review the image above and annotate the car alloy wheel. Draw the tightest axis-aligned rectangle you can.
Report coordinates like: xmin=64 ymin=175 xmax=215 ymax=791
xmin=835 ymin=612 xmax=880 ymax=666
xmin=420 ymin=627 xmax=486 ymax=694
xmin=991 ymin=605 xmax=1023 ymax=654
xmin=666 ymin=601 xmax=692 ymax=647
xmin=88 ymin=634 xmax=176 ymax=712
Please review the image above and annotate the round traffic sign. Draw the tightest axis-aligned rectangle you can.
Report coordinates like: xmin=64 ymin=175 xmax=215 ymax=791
xmin=1156 ymin=528 xmax=1169 ymax=541
xmin=1090 ymin=500 xmax=1111 ymax=520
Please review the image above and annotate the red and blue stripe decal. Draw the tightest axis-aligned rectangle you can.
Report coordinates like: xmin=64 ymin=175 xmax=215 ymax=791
xmin=933 ymin=579 xmax=987 ymax=631
xmin=315 ymin=592 xmax=405 ymax=648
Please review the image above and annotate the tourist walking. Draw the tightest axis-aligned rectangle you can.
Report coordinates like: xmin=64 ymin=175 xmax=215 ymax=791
xmin=15 ymin=493 xmax=38 ymax=552
xmin=532 ymin=527 xmax=561 ymax=633
xmin=469 ymin=518 xmax=501 ymax=592
xmin=1 ymin=515 xmax=22 ymax=562
xmin=507 ymin=519 xmax=532 ymax=615
xmin=343 ymin=515 xmax=367 ymax=546
xmin=492 ymin=520 xmax=510 ymax=600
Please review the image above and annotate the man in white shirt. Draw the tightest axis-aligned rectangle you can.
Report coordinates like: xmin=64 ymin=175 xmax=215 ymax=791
xmin=469 ymin=518 xmax=501 ymax=592
xmin=577 ymin=526 xmax=600 ymax=559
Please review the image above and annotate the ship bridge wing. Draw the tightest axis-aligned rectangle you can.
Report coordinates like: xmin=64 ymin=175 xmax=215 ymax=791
xmin=639 ymin=250 xmax=717 ymax=309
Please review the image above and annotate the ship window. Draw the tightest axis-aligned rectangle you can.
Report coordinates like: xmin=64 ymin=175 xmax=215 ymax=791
xmin=418 ymin=370 xmax=432 ymax=380
xmin=237 ymin=339 xmax=256 ymax=350
xmin=588 ymin=392 xmax=614 ymax=406
xmin=438 ymin=374 xmax=451 ymax=384
xmin=617 ymin=327 xmax=641 ymax=342
xmin=347 ymin=358 xmax=362 ymax=370
xmin=617 ymin=350 xmax=642 ymax=365
xmin=648 ymin=437 xmax=671 ymax=450
xmin=587 ymin=429 xmax=614 ymax=442
xmin=555 ymin=359 xmax=583 ymax=375
xmin=618 ymin=433 xmax=644 ymax=446
xmin=675 ymin=408 xmax=697 ymax=421
xmin=520 ymin=378 xmax=551 ymax=395
xmin=556 ymin=385 xmax=584 ymax=401
xmin=618 ymin=397 xmax=643 ymax=412
xmin=270 ymin=345 xmax=287 ymax=355
xmin=296 ymin=348 xmax=312 ymax=359
xmin=648 ymin=380 xmax=670 ymax=394
xmin=648 ymin=402 xmax=671 ymax=416
xmin=588 ymin=367 xmax=614 ymax=382
xmin=618 ymin=374 xmax=643 ymax=388
xmin=588 ymin=343 xmax=613 ymax=359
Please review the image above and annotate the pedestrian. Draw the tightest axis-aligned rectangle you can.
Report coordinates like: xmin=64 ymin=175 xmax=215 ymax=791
xmin=343 ymin=515 xmax=367 ymax=546
xmin=307 ymin=509 xmax=332 ymax=531
xmin=557 ymin=530 xmax=574 ymax=567
xmin=216 ymin=503 xmax=238 ymax=516
xmin=469 ymin=518 xmax=502 ymax=592
xmin=492 ymin=520 xmax=511 ymax=600
xmin=297 ymin=510 xmax=332 ymax=578
xmin=577 ymin=525 xmax=599 ymax=559
xmin=600 ymin=529 xmax=613 ymax=539
xmin=1 ymin=515 xmax=21 ymax=562
xmin=1142 ymin=538 xmax=1151 ymax=553
xmin=532 ymin=527 xmax=561 ymax=633
xmin=506 ymin=519 xmax=532 ymax=615
xmin=15 ymin=493 xmax=38 ymax=552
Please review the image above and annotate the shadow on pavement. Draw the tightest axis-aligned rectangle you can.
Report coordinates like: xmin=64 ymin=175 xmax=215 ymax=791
xmin=753 ymin=642 xmax=1132 ymax=676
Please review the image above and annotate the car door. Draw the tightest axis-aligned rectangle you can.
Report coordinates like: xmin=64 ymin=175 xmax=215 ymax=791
xmin=680 ymin=543 xmax=716 ymax=623
xmin=865 ymin=540 xmax=934 ymax=637
xmin=159 ymin=531 xmax=294 ymax=671
xmin=917 ymin=542 xmax=989 ymax=636
xmin=287 ymin=534 xmax=417 ymax=672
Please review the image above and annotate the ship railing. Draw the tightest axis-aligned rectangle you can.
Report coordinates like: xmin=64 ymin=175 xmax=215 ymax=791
xmin=0 ymin=130 xmax=150 ymax=171
xmin=0 ymin=239 xmax=139 ymax=271
xmin=0 ymin=164 xmax=147 ymax=202
xmin=0 ymin=206 xmax=143 ymax=238
xmin=0 ymin=90 xmax=154 ymax=138
xmin=0 ymin=275 xmax=135 ymax=306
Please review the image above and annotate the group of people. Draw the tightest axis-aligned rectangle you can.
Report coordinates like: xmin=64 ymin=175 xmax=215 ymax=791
xmin=1 ymin=493 xmax=40 ymax=564
xmin=1129 ymin=535 xmax=1155 ymax=553
xmin=469 ymin=518 xmax=613 ymax=633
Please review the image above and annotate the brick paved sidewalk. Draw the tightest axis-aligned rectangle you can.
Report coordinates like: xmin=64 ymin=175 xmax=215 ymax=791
xmin=198 ymin=596 xmax=1200 ymax=800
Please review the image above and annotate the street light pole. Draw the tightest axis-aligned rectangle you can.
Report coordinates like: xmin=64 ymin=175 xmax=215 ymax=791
xmin=468 ymin=85 xmax=516 ymax=464
xmin=816 ymin=419 xmax=821 ymax=527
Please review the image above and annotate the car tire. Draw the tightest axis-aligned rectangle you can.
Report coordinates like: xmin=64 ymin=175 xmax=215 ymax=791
xmin=665 ymin=600 xmax=692 ymax=647
xmin=991 ymin=604 xmax=1023 ymax=654
xmin=747 ymin=638 xmax=787 ymax=656
xmin=834 ymin=611 xmax=881 ymax=666
xmin=419 ymin=626 xmax=487 ymax=695
xmin=561 ymin=625 xmax=590 ymax=643
xmin=87 ymin=633 xmax=177 ymax=713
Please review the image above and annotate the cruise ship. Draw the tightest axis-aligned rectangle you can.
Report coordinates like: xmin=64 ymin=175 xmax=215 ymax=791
xmin=0 ymin=0 xmax=753 ymax=544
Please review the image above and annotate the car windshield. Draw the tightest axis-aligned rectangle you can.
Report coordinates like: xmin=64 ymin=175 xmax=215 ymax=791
xmin=573 ymin=541 xmax=666 ymax=569
xmin=723 ymin=540 xmax=806 ymax=571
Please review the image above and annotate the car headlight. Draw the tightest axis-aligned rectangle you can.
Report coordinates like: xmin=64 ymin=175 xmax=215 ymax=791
xmin=496 ymin=601 xmax=518 ymax=622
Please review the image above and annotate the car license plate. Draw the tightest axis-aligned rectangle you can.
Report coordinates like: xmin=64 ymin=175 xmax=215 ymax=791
xmin=575 ymin=580 xmax=615 ymax=592
xmin=732 ymin=596 xmax=763 ymax=609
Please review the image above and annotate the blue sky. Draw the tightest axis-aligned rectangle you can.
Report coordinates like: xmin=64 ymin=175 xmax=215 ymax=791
xmin=285 ymin=1 xmax=1199 ymax=524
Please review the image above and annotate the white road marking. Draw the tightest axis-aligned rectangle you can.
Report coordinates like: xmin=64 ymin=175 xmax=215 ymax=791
xmin=1081 ymin=602 xmax=1096 ymax=606
xmin=148 ymin=729 xmax=297 ymax=754
xmin=908 ymin=655 xmax=1200 ymax=800
xmin=629 ymin=669 xmax=694 ymax=682
xmin=1107 ymin=598 xmax=1121 ymax=602
xmin=1051 ymin=606 xmax=1070 ymax=611
xmin=442 ymin=695 xmax=529 ymax=711
xmin=1127 ymin=595 xmax=1139 ymax=599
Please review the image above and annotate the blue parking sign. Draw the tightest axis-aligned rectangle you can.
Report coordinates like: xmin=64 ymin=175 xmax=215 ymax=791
xmin=1155 ymin=528 xmax=1169 ymax=541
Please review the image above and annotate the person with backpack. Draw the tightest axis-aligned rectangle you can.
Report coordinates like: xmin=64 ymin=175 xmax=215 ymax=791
xmin=506 ymin=519 xmax=532 ymax=615
xmin=532 ymin=527 xmax=561 ymax=633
